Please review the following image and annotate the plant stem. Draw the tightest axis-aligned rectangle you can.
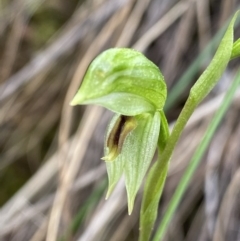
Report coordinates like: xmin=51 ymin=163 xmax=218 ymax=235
xmin=139 ymin=95 xmax=197 ymax=241
xmin=153 ymin=70 xmax=240 ymax=241
xmin=159 ymin=95 xmax=197 ymax=168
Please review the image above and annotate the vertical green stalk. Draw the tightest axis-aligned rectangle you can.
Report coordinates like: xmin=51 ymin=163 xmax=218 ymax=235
xmin=153 ymin=70 xmax=240 ymax=241
xmin=140 ymin=95 xmax=196 ymax=241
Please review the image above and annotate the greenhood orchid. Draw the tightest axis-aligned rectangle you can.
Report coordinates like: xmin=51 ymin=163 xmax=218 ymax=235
xmin=70 ymin=48 xmax=169 ymax=214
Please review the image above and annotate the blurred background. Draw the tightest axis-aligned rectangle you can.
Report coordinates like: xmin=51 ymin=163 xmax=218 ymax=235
xmin=0 ymin=0 xmax=240 ymax=240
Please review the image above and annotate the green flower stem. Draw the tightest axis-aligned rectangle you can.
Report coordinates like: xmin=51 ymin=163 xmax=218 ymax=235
xmin=159 ymin=97 xmax=196 ymax=167
xmin=153 ymin=70 xmax=240 ymax=241
xmin=139 ymin=97 xmax=196 ymax=241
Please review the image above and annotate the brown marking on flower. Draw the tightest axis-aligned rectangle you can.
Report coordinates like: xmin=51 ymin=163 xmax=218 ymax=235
xmin=103 ymin=115 xmax=137 ymax=161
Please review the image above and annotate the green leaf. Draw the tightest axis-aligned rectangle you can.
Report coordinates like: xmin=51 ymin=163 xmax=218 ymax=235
xmin=70 ymin=48 xmax=167 ymax=116
xmin=165 ymin=12 xmax=240 ymax=111
xmin=124 ymin=112 xmax=160 ymax=214
xmin=190 ymin=11 xmax=238 ymax=104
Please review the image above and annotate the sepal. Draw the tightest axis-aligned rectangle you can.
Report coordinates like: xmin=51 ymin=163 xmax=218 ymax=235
xmin=104 ymin=112 xmax=161 ymax=213
xmin=70 ymin=48 xmax=166 ymax=115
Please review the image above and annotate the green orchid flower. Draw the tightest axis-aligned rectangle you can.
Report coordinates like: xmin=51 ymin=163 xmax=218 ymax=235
xmin=70 ymin=48 xmax=169 ymax=214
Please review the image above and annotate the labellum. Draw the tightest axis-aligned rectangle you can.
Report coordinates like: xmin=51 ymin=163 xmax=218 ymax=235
xmin=103 ymin=115 xmax=137 ymax=162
